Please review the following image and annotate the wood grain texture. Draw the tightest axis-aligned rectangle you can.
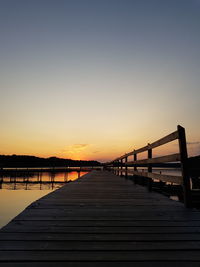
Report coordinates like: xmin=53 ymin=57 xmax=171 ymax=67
xmin=0 ymin=170 xmax=200 ymax=266
xmin=108 ymin=129 xmax=179 ymax=162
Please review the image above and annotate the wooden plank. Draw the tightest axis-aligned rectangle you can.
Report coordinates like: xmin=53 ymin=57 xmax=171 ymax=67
xmin=111 ymin=145 xmax=149 ymax=162
xmin=1 ymin=250 xmax=200 ymax=261
xmin=12 ymin=209 xmax=200 ymax=219
xmin=26 ymin=204 xmax=183 ymax=209
xmin=125 ymin=153 xmax=180 ymax=165
xmin=22 ymin=204 xmax=186 ymax=211
xmin=36 ymin=199 xmax=181 ymax=205
xmin=107 ymin=130 xmax=179 ymax=163
xmin=6 ymin=219 xmax=200 ymax=227
xmin=3 ymin=226 xmax=200 ymax=234
xmin=149 ymin=130 xmax=179 ymax=149
xmin=1 ymin=240 xmax=200 ymax=250
xmin=1 ymin=232 xmax=200 ymax=241
xmin=1 ymin=263 xmax=200 ymax=267
xmin=11 ymin=215 xmax=200 ymax=221
xmin=1 ymin=170 xmax=200 ymax=266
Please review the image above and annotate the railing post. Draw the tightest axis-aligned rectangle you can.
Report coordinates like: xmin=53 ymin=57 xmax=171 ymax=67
xmin=134 ymin=152 xmax=137 ymax=171
xmin=177 ymin=125 xmax=191 ymax=207
xmin=125 ymin=156 xmax=128 ymax=178
xmin=133 ymin=152 xmax=137 ymax=184
xmin=117 ymin=160 xmax=119 ymax=175
xmin=148 ymin=144 xmax=152 ymax=191
xmin=120 ymin=159 xmax=123 ymax=177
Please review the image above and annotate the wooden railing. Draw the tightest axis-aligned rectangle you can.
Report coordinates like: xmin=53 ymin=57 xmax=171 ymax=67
xmin=104 ymin=125 xmax=191 ymax=207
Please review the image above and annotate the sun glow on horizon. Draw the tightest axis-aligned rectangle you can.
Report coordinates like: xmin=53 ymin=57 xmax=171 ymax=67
xmin=1 ymin=128 xmax=199 ymax=164
xmin=0 ymin=0 xmax=200 ymax=161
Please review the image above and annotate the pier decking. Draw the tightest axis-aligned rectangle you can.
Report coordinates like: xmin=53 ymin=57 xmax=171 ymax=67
xmin=1 ymin=170 xmax=200 ymax=266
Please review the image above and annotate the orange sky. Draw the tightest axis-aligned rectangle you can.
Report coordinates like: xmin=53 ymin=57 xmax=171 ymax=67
xmin=0 ymin=1 xmax=200 ymax=162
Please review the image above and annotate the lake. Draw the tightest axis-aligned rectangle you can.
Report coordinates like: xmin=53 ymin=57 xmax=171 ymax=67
xmin=0 ymin=171 xmax=88 ymax=228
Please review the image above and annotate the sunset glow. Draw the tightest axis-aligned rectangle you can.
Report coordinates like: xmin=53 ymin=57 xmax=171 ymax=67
xmin=0 ymin=0 xmax=200 ymax=162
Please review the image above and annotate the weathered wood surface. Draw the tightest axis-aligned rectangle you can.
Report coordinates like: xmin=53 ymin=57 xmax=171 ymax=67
xmin=105 ymin=126 xmax=193 ymax=207
xmin=126 ymin=153 xmax=180 ymax=165
xmin=112 ymin=130 xmax=179 ymax=161
xmin=0 ymin=170 xmax=200 ymax=266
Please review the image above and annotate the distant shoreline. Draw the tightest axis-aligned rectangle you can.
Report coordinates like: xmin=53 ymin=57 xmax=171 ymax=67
xmin=0 ymin=155 xmax=101 ymax=168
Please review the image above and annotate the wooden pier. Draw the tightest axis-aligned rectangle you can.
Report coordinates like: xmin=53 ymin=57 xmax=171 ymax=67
xmin=1 ymin=170 xmax=200 ymax=266
xmin=105 ymin=125 xmax=200 ymax=207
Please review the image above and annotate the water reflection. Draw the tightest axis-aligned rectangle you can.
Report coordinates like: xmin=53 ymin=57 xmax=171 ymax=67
xmin=0 ymin=171 xmax=88 ymax=190
xmin=0 ymin=171 xmax=88 ymax=228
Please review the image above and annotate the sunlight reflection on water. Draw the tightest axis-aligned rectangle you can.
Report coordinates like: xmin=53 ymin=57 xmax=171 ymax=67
xmin=0 ymin=171 xmax=88 ymax=228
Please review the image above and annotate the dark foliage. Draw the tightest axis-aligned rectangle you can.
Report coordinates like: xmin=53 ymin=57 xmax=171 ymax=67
xmin=0 ymin=155 xmax=101 ymax=168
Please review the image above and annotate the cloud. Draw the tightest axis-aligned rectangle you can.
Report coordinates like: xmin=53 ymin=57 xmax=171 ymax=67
xmin=92 ymin=151 xmax=100 ymax=154
xmin=62 ymin=144 xmax=90 ymax=154
xmin=71 ymin=144 xmax=89 ymax=149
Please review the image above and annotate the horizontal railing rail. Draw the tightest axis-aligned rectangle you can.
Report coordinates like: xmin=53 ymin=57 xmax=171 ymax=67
xmin=104 ymin=125 xmax=191 ymax=207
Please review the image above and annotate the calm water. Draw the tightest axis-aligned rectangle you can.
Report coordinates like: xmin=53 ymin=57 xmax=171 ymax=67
xmin=116 ymin=167 xmax=182 ymax=178
xmin=0 ymin=171 xmax=88 ymax=228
